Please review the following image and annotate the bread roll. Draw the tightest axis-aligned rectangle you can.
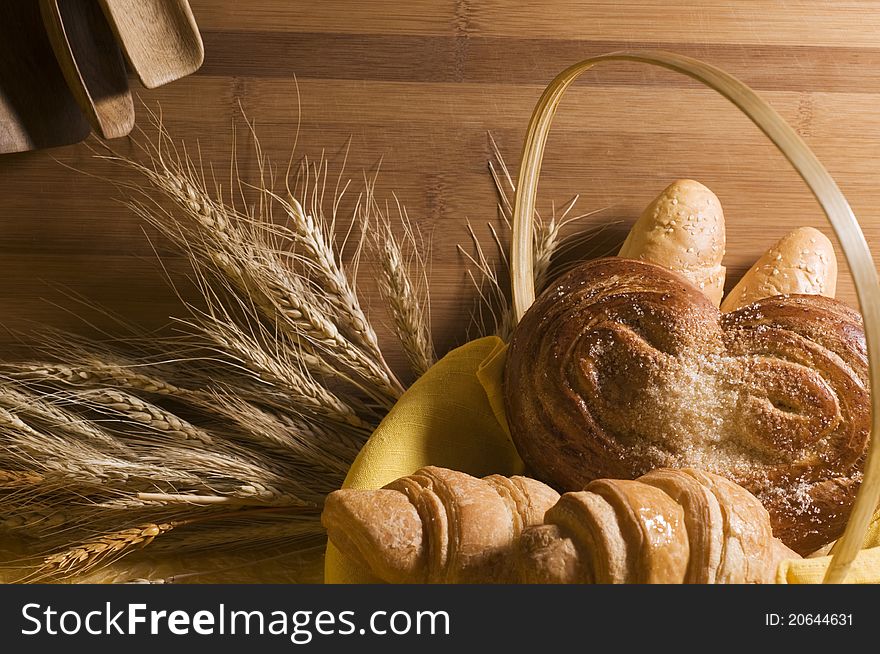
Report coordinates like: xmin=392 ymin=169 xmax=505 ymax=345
xmin=721 ymin=226 xmax=837 ymax=312
xmin=619 ymin=179 xmax=726 ymax=305
xmin=504 ymin=257 xmax=868 ymax=555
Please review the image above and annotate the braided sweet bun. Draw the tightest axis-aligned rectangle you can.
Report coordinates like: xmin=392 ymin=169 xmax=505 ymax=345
xmin=504 ymin=257 xmax=868 ymax=554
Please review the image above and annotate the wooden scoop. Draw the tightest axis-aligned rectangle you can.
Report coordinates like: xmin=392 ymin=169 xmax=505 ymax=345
xmin=98 ymin=0 xmax=204 ymax=89
xmin=39 ymin=0 xmax=134 ymax=139
xmin=0 ymin=1 xmax=90 ymax=153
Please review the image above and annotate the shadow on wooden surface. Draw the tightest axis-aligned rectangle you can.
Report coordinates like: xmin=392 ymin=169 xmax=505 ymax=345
xmin=0 ymin=0 xmax=89 ymax=153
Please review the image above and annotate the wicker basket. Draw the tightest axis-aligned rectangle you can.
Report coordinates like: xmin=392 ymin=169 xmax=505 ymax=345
xmin=509 ymin=50 xmax=880 ymax=584
xmin=325 ymin=50 xmax=880 ymax=584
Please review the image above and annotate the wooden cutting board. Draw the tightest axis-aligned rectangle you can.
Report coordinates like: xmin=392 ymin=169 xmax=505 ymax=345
xmin=1 ymin=0 xmax=880 ymax=375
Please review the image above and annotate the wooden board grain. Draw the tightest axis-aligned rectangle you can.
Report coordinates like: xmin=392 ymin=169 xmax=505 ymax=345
xmin=2 ymin=0 xmax=880 ymax=375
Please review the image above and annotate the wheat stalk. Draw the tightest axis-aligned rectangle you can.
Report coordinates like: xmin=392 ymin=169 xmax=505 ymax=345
xmin=241 ymin=117 xmax=381 ymax=362
xmin=1 ymin=380 xmax=321 ymax=506
xmin=66 ymin=389 xmax=214 ymax=445
xmin=203 ymin=392 xmax=359 ymax=480
xmin=3 ymin=305 xmax=367 ymax=479
xmin=74 ymin=545 xmax=326 ymax=584
xmin=0 ymin=384 xmax=126 ymax=452
xmin=103 ymin=114 xmax=404 ymax=408
xmin=172 ymin=298 xmax=375 ymax=431
xmin=2 ymin=505 xmax=69 ymax=531
xmin=35 ymin=522 xmax=178 ymax=579
xmin=31 ymin=505 xmax=323 ymax=581
xmin=1 ymin=359 xmax=193 ymax=398
xmin=0 ymin=471 xmax=43 ymax=489
xmin=0 ymin=110 xmax=442 ymax=582
xmin=144 ymin=514 xmax=324 ymax=554
xmin=365 ymin=192 xmax=435 ymax=378
xmin=461 ymin=134 xmax=612 ymax=340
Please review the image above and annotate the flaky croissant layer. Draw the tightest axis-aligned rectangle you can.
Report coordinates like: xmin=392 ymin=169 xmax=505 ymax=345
xmin=322 ymin=466 xmax=560 ymax=583
xmin=519 ymin=467 xmax=798 ymax=584
xmin=322 ymin=466 xmax=798 ymax=584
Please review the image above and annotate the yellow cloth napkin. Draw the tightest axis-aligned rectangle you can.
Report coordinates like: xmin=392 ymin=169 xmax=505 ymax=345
xmin=324 ymin=336 xmax=523 ymax=583
xmin=325 ymin=336 xmax=880 ymax=584
xmin=777 ymin=512 xmax=880 ymax=584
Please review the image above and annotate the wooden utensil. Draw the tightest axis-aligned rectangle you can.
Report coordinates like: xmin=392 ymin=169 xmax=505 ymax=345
xmin=39 ymin=0 xmax=134 ymax=140
xmin=0 ymin=1 xmax=90 ymax=153
xmin=98 ymin=0 xmax=204 ymax=89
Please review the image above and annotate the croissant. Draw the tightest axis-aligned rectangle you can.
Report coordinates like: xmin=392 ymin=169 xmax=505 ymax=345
xmin=323 ymin=466 xmax=797 ymax=584
xmin=504 ymin=256 xmax=868 ymax=554
xmin=321 ymin=466 xmax=560 ymax=583
xmin=519 ymin=468 xmax=798 ymax=584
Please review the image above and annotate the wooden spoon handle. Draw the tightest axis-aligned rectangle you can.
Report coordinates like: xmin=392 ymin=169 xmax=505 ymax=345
xmin=39 ymin=0 xmax=133 ymax=139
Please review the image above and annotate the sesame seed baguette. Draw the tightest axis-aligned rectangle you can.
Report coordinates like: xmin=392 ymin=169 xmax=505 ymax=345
xmin=720 ymin=226 xmax=837 ymax=313
xmin=619 ymin=179 xmax=726 ymax=306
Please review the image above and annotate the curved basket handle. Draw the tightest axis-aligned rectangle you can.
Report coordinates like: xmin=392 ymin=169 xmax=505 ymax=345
xmin=510 ymin=49 xmax=880 ymax=583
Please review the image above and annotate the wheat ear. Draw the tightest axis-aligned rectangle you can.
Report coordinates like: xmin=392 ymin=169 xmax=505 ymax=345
xmin=365 ymin=192 xmax=435 ymax=377
xmin=35 ymin=522 xmax=178 ymax=579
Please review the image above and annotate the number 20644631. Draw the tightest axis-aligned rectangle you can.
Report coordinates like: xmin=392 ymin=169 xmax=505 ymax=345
xmin=765 ymin=614 xmax=853 ymax=626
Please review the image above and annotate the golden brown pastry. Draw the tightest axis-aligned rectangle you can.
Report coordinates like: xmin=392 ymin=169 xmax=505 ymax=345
xmin=504 ymin=257 xmax=868 ymax=555
xmin=518 ymin=468 xmax=798 ymax=584
xmin=721 ymin=226 xmax=837 ymax=312
xmin=321 ymin=466 xmax=559 ymax=583
xmin=619 ymin=179 xmax=726 ymax=305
